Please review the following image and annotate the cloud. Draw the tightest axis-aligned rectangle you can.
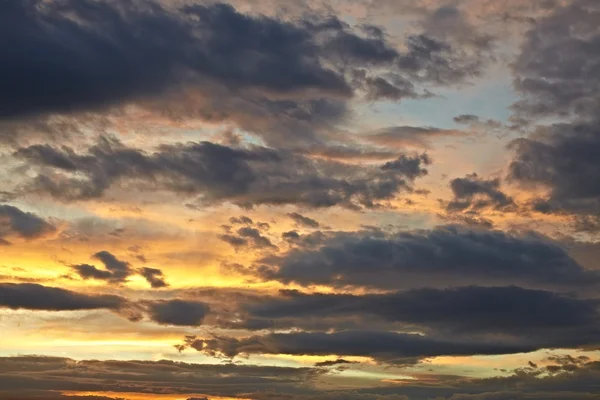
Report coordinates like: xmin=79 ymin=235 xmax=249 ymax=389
xmin=230 ymin=216 xmax=254 ymax=225
xmin=509 ymin=122 xmax=600 ymax=218
xmin=16 ymin=137 xmax=430 ymax=209
xmin=2 ymin=355 xmax=600 ymax=400
xmin=72 ymin=251 xmax=133 ymax=283
xmin=0 ymin=205 xmax=56 ymax=244
xmin=444 ymin=173 xmax=515 ymax=212
xmin=365 ymin=126 xmax=468 ymax=149
xmin=219 ymin=226 xmax=277 ymax=250
xmin=138 ymin=267 xmax=169 ymax=288
xmin=507 ymin=0 xmax=600 ymax=224
xmin=185 ymin=329 xmax=536 ymax=361
xmin=0 ymin=0 xmax=494 ymax=147
xmin=0 ymin=283 xmax=213 ymax=326
xmin=240 ymin=286 xmax=600 ymax=349
xmin=288 ymin=213 xmax=321 ymax=228
xmin=0 ymin=283 xmax=126 ymax=311
xmin=254 ymin=226 xmax=600 ymax=290
xmin=511 ymin=0 xmax=600 ymax=120
xmin=454 ymin=114 xmax=481 ymax=124
xmin=144 ymin=299 xmax=210 ymax=326
xmin=0 ymin=356 xmax=317 ymax=399
xmin=71 ymin=250 xmax=169 ymax=289
xmin=314 ymin=359 xmax=356 ymax=367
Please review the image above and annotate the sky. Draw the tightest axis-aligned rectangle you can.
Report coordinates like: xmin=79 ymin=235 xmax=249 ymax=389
xmin=1 ymin=0 xmax=600 ymax=399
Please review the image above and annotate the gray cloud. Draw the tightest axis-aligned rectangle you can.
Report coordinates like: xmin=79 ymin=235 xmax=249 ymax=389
xmin=507 ymin=0 xmax=600 ymax=224
xmin=0 ymin=283 xmax=126 ymax=311
xmin=138 ymin=267 xmax=169 ymax=288
xmin=145 ymin=299 xmax=210 ymax=326
xmin=454 ymin=114 xmax=480 ymax=124
xmin=185 ymin=329 xmax=536 ymax=361
xmin=2 ymin=355 xmax=600 ymax=400
xmin=288 ymin=213 xmax=321 ymax=228
xmin=72 ymin=251 xmax=133 ymax=283
xmin=219 ymin=225 xmax=277 ymax=250
xmin=365 ymin=126 xmax=468 ymax=149
xmin=445 ymin=173 xmax=515 ymax=212
xmin=254 ymin=226 xmax=600 ymax=290
xmin=0 ymin=356 xmax=318 ymax=399
xmin=0 ymin=0 xmax=494 ymax=147
xmin=0 ymin=205 xmax=56 ymax=244
xmin=15 ymin=137 xmax=429 ymax=209
xmin=71 ymin=250 xmax=169 ymax=289
xmin=0 ymin=283 xmax=213 ymax=326
xmin=511 ymin=0 xmax=600 ymax=120
xmin=230 ymin=216 xmax=254 ymax=225
xmin=240 ymin=286 xmax=600 ymax=349
xmin=509 ymin=122 xmax=600 ymax=218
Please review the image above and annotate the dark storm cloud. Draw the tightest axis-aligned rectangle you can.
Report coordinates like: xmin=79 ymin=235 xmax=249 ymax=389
xmin=144 ymin=299 xmax=210 ymax=326
xmin=288 ymin=213 xmax=321 ymax=228
xmin=138 ymin=267 xmax=168 ymax=288
xmin=15 ymin=137 xmax=430 ymax=209
xmin=445 ymin=173 xmax=515 ymax=212
xmin=254 ymin=226 xmax=600 ymax=290
xmin=365 ymin=126 xmax=468 ymax=149
xmin=0 ymin=205 xmax=56 ymax=244
xmin=0 ymin=283 xmax=126 ymax=311
xmin=185 ymin=329 xmax=535 ymax=361
xmin=239 ymin=286 xmax=600 ymax=348
xmin=0 ymin=0 xmax=494 ymax=146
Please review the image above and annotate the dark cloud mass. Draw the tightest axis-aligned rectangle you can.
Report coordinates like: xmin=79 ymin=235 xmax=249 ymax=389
xmin=72 ymin=251 xmax=133 ymax=283
xmin=187 ymin=329 xmax=534 ymax=361
xmin=239 ymin=286 xmax=600 ymax=350
xmin=2 ymin=355 xmax=600 ymax=400
xmin=509 ymin=122 xmax=600 ymax=217
xmin=509 ymin=0 xmax=600 ymax=221
xmin=0 ymin=205 xmax=56 ymax=244
xmin=138 ymin=267 xmax=169 ymax=288
xmin=511 ymin=0 xmax=600 ymax=120
xmin=15 ymin=137 xmax=430 ymax=209
xmin=255 ymin=226 xmax=600 ymax=290
xmin=3 ymin=1 xmax=600 ymax=400
xmin=0 ymin=283 xmax=126 ymax=311
xmin=288 ymin=213 xmax=321 ymax=228
xmin=445 ymin=173 xmax=515 ymax=212
xmin=71 ymin=250 xmax=168 ymax=289
xmin=0 ymin=0 xmax=492 ymax=147
xmin=365 ymin=126 xmax=467 ymax=149
xmin=145 ymin=299 xmax=210 ymax=326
